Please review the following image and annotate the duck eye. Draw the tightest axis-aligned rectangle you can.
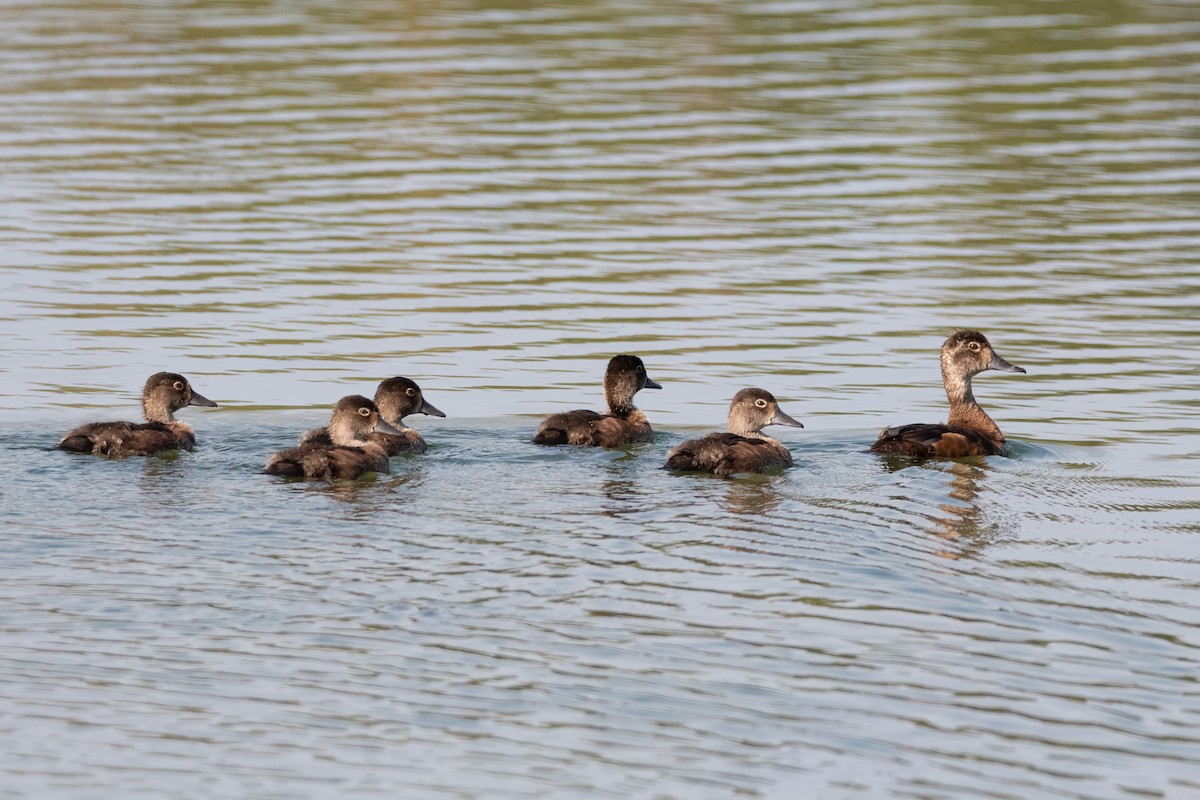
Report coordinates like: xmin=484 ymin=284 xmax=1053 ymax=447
xmin=173 ymin=381 xmax=185 ymax=391
xmin=968 ymin=342 xmax=981 ymax=352
xmin=755 ymin=399 xmax=768 ymax=408
xmin=358 ymin=407 xmax=370 ymax=416
xmin=406 ymin=388 xmax=416 ymax=397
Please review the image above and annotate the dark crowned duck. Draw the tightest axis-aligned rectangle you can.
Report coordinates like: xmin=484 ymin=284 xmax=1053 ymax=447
xmin=56 ymin=372 xmax=218 ymax=457
xmin=871 ymin=329 xmax=1026 ymax=459
xmin=265 ymin=395 xmax=403 ymax=481
xmin=300 ymin=377 xmax=445 ymax=455
xmin=533 ymin=355 xmax=662 ymax=448
xmin=664 ymin=388 xmax=803 ymax=476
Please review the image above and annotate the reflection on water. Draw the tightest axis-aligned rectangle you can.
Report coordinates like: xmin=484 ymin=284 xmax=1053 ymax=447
xmin=2 ymin=0 xmax=1200 ymax=797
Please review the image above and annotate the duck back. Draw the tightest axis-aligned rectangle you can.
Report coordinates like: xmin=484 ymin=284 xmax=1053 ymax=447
xmin=665 ymin=432 xmax=793 ymax=476
xmin=57 ymin=421 xmax=196 ymax=456
xmin=534 ymin=409 xmax=652 ymax=448
xmin=265 ymin=442 xmax=389 ymax=480
xmin=870 ymin=423 xmax=1005 ymax=459
xmin=300 ymin=426 xmax=427 ymax=455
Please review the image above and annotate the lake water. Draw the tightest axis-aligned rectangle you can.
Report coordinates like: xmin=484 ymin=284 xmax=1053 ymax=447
xmin=1 ymin=0 xmax=1198 ymax=797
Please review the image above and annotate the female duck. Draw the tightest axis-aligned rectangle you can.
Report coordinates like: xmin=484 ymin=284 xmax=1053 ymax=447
xmin=664 ymin=388 xmax=803 ymax=475
xmin=56 ymin=372 xmax=218 ymax=457
xmin=871 ymin=329 xmax=1026 ymax=459
xmin=300 ymin=377 xmax=445 ymax=455
xmin=265 ymin=395 xmax=404 ymax=481
xmin=534 ymin=355 xmax=662 ymax=447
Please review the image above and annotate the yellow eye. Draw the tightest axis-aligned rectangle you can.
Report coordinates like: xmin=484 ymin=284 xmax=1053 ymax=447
xmin=358 ymin=407 xmax=370 ymax=416
xmin=755 ymin=398 xmax=768 ymax=408
xmin=406 ymin=388 xmax=416 ymax=397
xmin=173 ymin=381 xmax=185 ymax=391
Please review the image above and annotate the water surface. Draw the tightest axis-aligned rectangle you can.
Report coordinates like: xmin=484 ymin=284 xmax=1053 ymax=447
xmin=1 ymin=0 xmax=1198 ymax=797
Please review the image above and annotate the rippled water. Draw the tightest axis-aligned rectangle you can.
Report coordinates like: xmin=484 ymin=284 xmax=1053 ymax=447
xmin=2 ymin=0 xmax=1199 ymax=797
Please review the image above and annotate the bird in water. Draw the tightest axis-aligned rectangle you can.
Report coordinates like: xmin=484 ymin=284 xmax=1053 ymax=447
xmin=664 ymin=388 xmax=803 ymax=475
xmin=265 ymin=395 xmax=404 ymax=481
xmin=533 ymin=355 xmax=662 ymax=447
xmin=871 ymin=329 xmax=1026 ymax=459
xmin=56 ymin=372 xmax=218 ymax=457
xmin=300 ymin=377 xmax=445 ymax=455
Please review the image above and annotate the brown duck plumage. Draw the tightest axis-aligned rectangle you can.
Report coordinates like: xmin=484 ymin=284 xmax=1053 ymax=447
xmin=300 ymin=377 xmax=445 ymax=455
xmin=266 ymin=395 xmax=403 ymax=481
xmin=871 ymin=330 xmax=1026 ymax=459
xmin=664 ymin=388 xmax=803 ymax=475
xmin=533 ymin=355 xmax=662 ymax=448
xmin=56 ymin=372 xmax=218 ymax=457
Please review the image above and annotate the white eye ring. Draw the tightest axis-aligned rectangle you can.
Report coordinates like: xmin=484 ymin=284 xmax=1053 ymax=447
xmin=755 ymin=398 xmax=768 ymax=408
xmin=358 ymin=407 xmax=370 ymax=416
xmin=968 ymin=342 xmax=981 ymax=352
xmin=173 ymin=381 xmax=185 ymax=391
xmin=406 ymin=388 xmax=416 ymax=397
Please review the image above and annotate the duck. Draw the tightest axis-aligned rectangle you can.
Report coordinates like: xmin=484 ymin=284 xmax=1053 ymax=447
xmin=299 ymin=377 xmax=445 ymax=455
xmin=265 ymin=395 xmax=404 ymax=481
xmin=870 ymin=329 xmax=1026 ymax=459
xmin=664 ymin=388 xmax=803 ymax=475
xmin=56 ymin=372 xmax=218 ymax=457
xmin=533 ymin=354 xmax=662 ymax=447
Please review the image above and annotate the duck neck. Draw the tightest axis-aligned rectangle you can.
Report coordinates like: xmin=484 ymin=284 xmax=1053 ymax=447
xmin=329 ymin=417 xmax=368 ymax=447
xmin=606 ymin=392 xmax=637 ymax=419
xmin=143 ymin=396 xmax=175 ymax=424
xmin=943 ymin=368 xmax=1003 ymax=443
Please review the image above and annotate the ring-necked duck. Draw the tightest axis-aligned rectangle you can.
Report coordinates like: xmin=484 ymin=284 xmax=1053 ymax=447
xmin=871 ymin=329 xmax=1026 ymax=459
xmin=265 ymin=395 xmax=403 ymax=481
xmin=56 ymin=372 xmax=218 ymax=457
xmin=664 ymin=388 xmax=803 ymax=475
xmin=300 ymin=377 xmax=445 ymax=455
xmin=533 ymin=355 xmax=662 ymax=448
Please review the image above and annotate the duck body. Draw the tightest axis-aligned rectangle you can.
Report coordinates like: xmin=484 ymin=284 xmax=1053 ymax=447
xmin=870 ymin=330 xmax=1026 ymax=460
xmin=298 ymin=376 xmax=444 ymax=455
xmin=56 ymin=372 xmax=217 ymax=457
xmin=664 ymin=388 xmax=803 ymax=476
xmin=533 ymin=355 xmax=661 ymax=448
xmin=266 ymin=395 xmax=403 ymax=481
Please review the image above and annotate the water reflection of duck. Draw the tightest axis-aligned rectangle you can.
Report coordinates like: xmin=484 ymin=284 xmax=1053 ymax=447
xmin=300 ymin=377 xmax=445 ymax=455
xmin=871 ymin=330 xmax=1026 ymax=459
xmin=534 ymin=355 xmax=662 ymax=448
xmin=265 ymin=395 xmax=403 ymax=481
xmin=56 ymin=372 xmax=218 ymax=457
xmin=664 ymin=388 xmax=804 ymax=476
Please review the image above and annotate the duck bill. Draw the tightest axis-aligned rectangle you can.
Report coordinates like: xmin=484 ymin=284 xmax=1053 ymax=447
xmin=770 ymin=409 xmax=804 ymax=428
xmin=988 ymin=352 xmax=1027 ymax=374
xmin=373 ymin=418 xmax=405 ymax=436
xmin=188 ymin=391 xmax=218 ymax=408
xmin=643 ymin=377 xmax=663 ymax=390
xmin=419 ymin=398 xmax=447 ymax=418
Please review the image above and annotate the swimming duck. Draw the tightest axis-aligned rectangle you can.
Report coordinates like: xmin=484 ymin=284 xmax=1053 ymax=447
xmin=664 ymin=388 xmax=803 ymax=475
xmin=265 ymin=395 xmax=404 ymax=481
xmin=533 ymin=354 xmax=662 ymax=447
xmin=56 ymin=372 xmax=218 ymax=457
xmin=870 ymin=330 xmax=1026 ymax=459
xmin=299 ymin=377 xmax=445 ymax=455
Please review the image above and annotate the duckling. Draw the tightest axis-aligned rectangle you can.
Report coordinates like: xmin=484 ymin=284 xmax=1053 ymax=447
xmin=265 ymin=395 xmax=404 ymax=481
xmin=56 ymin=372 xmax=218 ymax=457
xmin=871 ymin=330 xmax=1026 ymax=459
xmin=533 ymin=355 xmax=662 ymax=447
xmin=299 ymin=377 xmax=446 ymax=455
xmin=664 ymin=388 xmax=803 ymax=475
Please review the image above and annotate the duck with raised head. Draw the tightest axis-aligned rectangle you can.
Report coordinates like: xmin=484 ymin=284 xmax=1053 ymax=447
xmin=56 ymin=372 xmax=218 ymax=457
xmin=533 ymin=355 xmax=662 ymax=448
xmin=871 ymin=330 xmax=1026 ymax=459
xmin=664 ymin=388 xmax=803 ymax=475
xmin=300 ymin=377 xmax=445 ymax=455
xmin=265 ymin=395 xmax=404 ymax=481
